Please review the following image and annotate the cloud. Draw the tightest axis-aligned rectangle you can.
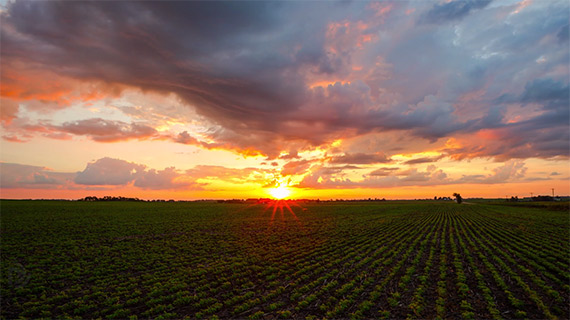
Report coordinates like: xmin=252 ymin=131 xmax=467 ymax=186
xmin=3 ymin=158 xmax=269 ymax=192
xmin=75 ymin=157 xmax=145 ymax=185
xmin=295 ymin=166 xmax=355 ymax=189
xmin=2 ymin=134 xmax=28 ymax=143
xmin=0 ymin=63 xmax=110 ymax=108
xmin=369 ymin=167 xmax=399 ymax=176
xmin=174 ymin=131 xmax=201 ymax=145
xmin=134 ymin=167 xmax=197 ymax=190
xmin=445 ymin=106 xmax=569 ymax=161
xmin=444 ymin=81 xmax=570 ymax=161
xmin=56 ymin=118 xmax=157 ymax=142
xmin=0 ymin=162 xmax=74 ymax=188
xmin=328 ymin=152 xmax=391 ymax=164
xmin=0 ymin=1 xmax=469 ymax=150
xmin=185 ymin=165 xmax=268 ymax=185
xmin=1 ymin=0 xmax=568 ymax=162
xmin=420 ymin=0 xmax=492 ymax=24
xmin=172 ymin=130 xmax=264 ymax=157
xmin=0 ymin=98 xmax=20 ymax=124
xmin=297 ymin=164 xmax=450 ymax=189
xmin=1 ymin=1 xmax=307 ymax=146
xmin=399 ymin=168 xmax=431 ymax=182
xmin=402 ymin=156 xmax=442 ymax=165
xmin=484 ymin=160 xmax=527 ymax=183
xmin=558 ymin=24 xmax=569 ymax=42
xmin=75 ymin=157 xmax=205 ymax=190
xmin=3 ymin=116 xmax=164 ymax=145
xmin=297 ymin=159 xmax=532 ymax=190
xmin=279 ymin=151 xmax=301 ymax=160
xmin=520 ymin=78 xmax=569 ymax=110
xmin=281 ymin=160 xmax=313 ymax=176
xmin=457 ymin=160 xmax=527 ymax=183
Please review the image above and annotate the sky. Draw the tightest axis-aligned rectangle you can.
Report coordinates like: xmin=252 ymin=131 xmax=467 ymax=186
xmin=0 ymin=0 xmax=568 ymax=200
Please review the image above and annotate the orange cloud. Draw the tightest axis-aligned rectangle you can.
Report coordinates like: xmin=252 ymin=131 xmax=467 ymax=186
xmin=476 ymin=129 xmax=501 ymax=140
xmin=512 ymin=0 xmax=532 ymax=15
xmin=0 ymin=97 xmax=20 ymax=124
xmin=309 ymin=80 xmax=351 ymax=89
xmin=56 ymin=118 xmax=158 ymax=142
xmin=369 ymin=2 xmax=393 ymax=18
xmin=1 ymin=63 xmax=109 ymax=105
xmin=356 ymin=34 xmax=377 ymax=48
xmin=173 ymin=131 xmax=264 ymax=158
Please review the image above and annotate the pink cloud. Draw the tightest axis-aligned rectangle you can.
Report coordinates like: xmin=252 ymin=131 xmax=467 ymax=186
xmin=0 ymin=62 xmax=113 ymax=110
xmin=328 ymin=152 xmax=391 ymax=164
xmin=457 ymin=160 xmax=527 ymax=184
xmin=172 ymin=130 xmax=264 ymax=158
xmin=0 ymin=162 xmax=75 ymax=189
xmin=75 ymin=158 xmax=203 ymax=190
xmin=134 ymin=167 xmax=199 ymax=190
xmin=369 ymin=167 xmax=399 ymax=176
xmin=369 ymin=2 xmax=394 ymax=18
xmin=0 ymin=97 xmax=20 ymax=124
xmin=174 ymin=131 xmax=201 ymax=145
xmin=281 ymin=160 xmax=313 ymax=176
xmin=186 ymin=165 xmax=263 ymax=182
xmin=56 ymin=118 xmax=157 ymax=142
xmin=75 ymin=158 xmax=145 ymax=185
xmin=2 ymin=134 xmax=29 ymax=143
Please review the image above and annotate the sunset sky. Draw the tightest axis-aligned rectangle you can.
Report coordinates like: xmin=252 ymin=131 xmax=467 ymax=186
xmin=1 ymin=0 xmax=568 ymax=200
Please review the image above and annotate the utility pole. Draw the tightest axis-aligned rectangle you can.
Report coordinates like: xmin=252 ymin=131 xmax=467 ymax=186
xmin=552 ymin=188 xmax=554 ymax=197
xmin=530 ymin=192 xmax=533 ymax=198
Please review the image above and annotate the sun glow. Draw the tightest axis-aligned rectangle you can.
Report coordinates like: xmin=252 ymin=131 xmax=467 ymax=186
xmin=269 ymin=186 xmax=291 ymax=199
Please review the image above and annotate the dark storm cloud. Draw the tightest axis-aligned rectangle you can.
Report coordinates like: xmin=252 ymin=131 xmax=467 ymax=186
xmin=495 ymin=78 xmax=569 ymax=114
xmin=1 ymin=0 xmax=340 ymax=155
xmin=558 ymin=24 xmax=569 ymax=42
xmin=420 ymin=0 xmax=492 ymax=24
xmin=1 ymin=1 xmax=306 ymax=117
xmin=446 ymin=106 xmax=570 ymax=161
xmin=482 ymin=78 xmax=569 ymax=159
xmin=521 ymin=78 xmax=569 ymax=109
xmin=1 ymin=0 xmax=569 ymax=161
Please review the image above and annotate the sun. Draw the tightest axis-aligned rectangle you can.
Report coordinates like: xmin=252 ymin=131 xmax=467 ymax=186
xmin=269 ymin=186 xmax=291 ymax=199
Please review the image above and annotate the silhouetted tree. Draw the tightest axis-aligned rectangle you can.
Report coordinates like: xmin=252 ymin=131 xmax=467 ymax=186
xmin=453 ymin=193 xmax=463 ymax=204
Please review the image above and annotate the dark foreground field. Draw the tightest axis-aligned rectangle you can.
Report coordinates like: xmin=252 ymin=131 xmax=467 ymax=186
xmin=1 ymin=200 xmax=569 ymax=319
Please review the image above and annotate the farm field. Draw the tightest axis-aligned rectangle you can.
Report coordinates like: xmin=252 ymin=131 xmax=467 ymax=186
xmin=1 ymin=200 xmax=569 ymax=319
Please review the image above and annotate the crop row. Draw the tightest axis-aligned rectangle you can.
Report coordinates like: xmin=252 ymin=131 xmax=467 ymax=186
xmin=1 ymin=200 xmax=568 ymax=319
